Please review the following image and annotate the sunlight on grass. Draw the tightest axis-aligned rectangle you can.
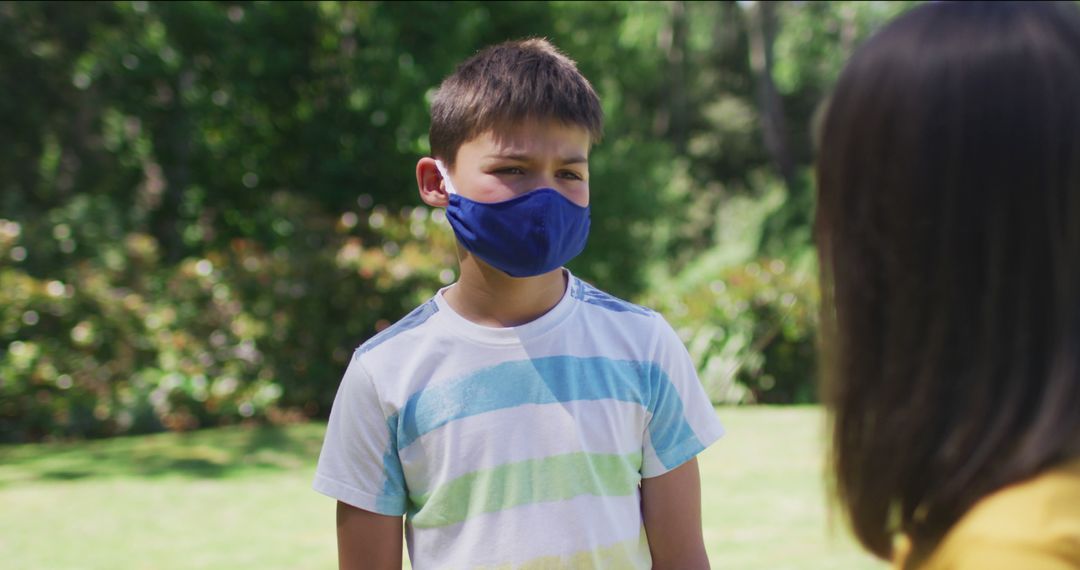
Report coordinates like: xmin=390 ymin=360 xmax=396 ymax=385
xmin=0 ymin=407 xmax=884 ymax=569
xmin=702 ymin=407 xmax=886 ymax=570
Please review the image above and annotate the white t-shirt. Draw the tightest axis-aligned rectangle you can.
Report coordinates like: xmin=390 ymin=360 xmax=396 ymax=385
xmin=313 ymin=272 xmax=724 ymax=569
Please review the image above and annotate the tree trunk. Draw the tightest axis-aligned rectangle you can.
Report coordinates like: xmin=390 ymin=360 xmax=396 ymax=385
xmin=155 ymin=69 xmax=194 ymax=263
xmin=747 ymin=1 xmax=796 ymax=191
xmin=668 ymin=0 xmax=689 ymax=154
xmin=713 ymin=1 xmax=742 ymax=69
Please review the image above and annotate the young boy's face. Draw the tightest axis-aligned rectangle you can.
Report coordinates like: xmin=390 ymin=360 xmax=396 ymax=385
xmin=446 ymin=119 xmax=591 ymax=207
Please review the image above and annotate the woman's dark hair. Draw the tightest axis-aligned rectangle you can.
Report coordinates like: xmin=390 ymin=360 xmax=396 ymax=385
xmin=816 ymin=1 xmax=1080 ymax=563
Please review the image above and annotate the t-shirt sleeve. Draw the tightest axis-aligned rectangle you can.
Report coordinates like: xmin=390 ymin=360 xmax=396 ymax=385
xmin=640 ymin=314 xmax=725 ymax=478
xmin=312 ymin=355 xmax=408 ymax=516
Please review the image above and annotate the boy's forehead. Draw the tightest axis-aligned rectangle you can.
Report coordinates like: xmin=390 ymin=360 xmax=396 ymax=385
xmin=474 ymin=119 xmax=592 ymax=156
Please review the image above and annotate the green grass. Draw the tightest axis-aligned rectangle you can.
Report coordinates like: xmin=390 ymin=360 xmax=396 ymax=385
xmin=698 ymin=407 xmax=885 ymax=570
xmin=0 ymin=407 xmax=885 ymax=569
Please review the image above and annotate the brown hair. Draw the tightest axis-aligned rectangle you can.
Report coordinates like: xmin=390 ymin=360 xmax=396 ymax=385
xmin=428 ymin=38 xmax=603 ymax=166
xmin=816 ymin=0 xmax=1080 ymax=562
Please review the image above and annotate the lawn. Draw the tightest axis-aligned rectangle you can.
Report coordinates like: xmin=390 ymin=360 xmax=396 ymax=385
xmin=0 ymin=406 xmax=885 ymax=569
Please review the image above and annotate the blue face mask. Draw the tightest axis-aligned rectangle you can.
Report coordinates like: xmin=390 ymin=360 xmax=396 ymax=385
xmin=435 ymin=160 xmax=590 ymax=278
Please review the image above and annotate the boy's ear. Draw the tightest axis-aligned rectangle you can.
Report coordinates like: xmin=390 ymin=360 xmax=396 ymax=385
xmin=416 ymin=157 xmax=449 ymax=208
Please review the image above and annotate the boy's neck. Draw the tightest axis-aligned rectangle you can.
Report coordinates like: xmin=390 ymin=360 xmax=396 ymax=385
xmin=442 ymin=254 xmax=568 ymax=328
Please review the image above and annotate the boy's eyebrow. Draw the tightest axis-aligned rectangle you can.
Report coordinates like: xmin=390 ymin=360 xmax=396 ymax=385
xmin=486 ymin=153 xmax=589 ymax=165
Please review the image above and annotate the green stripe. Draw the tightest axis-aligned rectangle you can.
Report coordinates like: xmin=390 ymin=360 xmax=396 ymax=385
xmin=408 ymin=451 xmax=642 ymax=529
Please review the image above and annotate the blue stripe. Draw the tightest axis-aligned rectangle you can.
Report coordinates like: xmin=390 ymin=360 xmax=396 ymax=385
xmin=570 ymin=275 xmax=584 ymax=300
xmin=572 ymin=278 xmax=653 ymax=316
xmin=392 ymin=355 xmax=701 ymax=470
xmin=376 ymin=417 xmax=407 ymax=514
xmin=354 ymin=299 xmax=439 ymax=359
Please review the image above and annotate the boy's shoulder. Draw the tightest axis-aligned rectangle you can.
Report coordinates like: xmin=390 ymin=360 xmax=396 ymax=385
xmin=568 ymin=276 xmax=656 ymax=317
xmin=568 ymin=277 xmax=688 ymax=353
xmin=353 ymin=297 xmax=441 ymax=360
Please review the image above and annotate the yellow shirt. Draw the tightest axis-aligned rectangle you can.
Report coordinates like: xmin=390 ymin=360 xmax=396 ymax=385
xmin=894 ymin=458 xmax=1080 ymax=569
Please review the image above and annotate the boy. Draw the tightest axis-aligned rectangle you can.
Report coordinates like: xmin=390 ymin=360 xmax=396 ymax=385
xmin=314 ymin=38 xmax=723 ymax=569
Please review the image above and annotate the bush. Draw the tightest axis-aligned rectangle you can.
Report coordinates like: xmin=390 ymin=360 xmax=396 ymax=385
xmin=0 ymin=196 xmax=456 ymax=443
xmin=649 ymin=256 xmax=819 ymax=405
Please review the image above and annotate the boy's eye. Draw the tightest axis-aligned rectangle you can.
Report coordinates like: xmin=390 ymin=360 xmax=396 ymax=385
xmin=558 ymin=171 xmax=584 ymax=181
xmin=494 ymin=167 xmax=526 ymax=175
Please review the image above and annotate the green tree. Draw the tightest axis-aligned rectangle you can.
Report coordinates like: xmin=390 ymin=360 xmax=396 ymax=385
xmin=0 ymin=1 xmax=917 ymax=439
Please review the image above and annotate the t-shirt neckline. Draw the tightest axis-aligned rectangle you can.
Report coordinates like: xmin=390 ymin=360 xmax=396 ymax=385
xmin=432 ymin=269 xmax=578 ymax=346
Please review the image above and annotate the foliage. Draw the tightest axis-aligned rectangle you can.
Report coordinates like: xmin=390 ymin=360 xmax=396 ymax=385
xmin=0 ymin=1 xmax=912 ymax=440
xmin=0 ymin=203 xmax=456 ymax=442
xmin=644 ymin=174 xmax=820 ymax=404
xmin=681 ymin=258 xmax=819 ymax=405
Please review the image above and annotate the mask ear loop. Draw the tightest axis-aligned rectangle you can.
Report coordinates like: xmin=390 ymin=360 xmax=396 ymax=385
xmin=434 ymin=160 xmax=458 ymax=195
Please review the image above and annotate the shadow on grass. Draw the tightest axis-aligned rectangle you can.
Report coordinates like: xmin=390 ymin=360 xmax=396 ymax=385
xmin=0 ymin=422 xmax=328 ymax=486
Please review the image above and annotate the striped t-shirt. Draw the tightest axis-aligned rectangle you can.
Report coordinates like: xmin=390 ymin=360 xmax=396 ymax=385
xmin=313 ymin=272 xmax=724 ymax=569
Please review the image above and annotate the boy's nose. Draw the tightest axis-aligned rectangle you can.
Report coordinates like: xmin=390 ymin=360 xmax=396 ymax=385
xmin=536 ymin=175 xmax=557 ymax=189
xmin=528 ymin=171 xmax=558 ymax=190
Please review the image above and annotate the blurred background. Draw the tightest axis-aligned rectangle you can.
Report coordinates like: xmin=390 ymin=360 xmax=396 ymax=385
xmin=0 ymin=1 xmax=915 ymax=568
